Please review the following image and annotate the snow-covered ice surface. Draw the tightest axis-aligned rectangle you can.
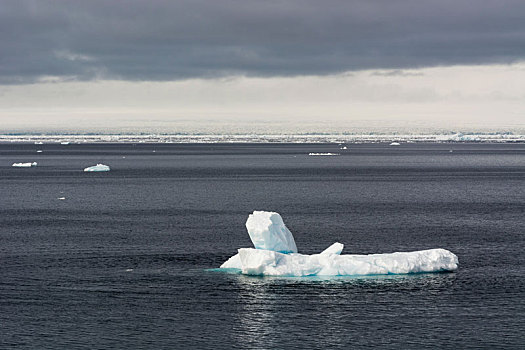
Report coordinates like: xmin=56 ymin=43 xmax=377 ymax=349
xmin=220 ymin=211 xmax=458 ymax=277
xmin=84 ymin=164 xmax=110 ymax=172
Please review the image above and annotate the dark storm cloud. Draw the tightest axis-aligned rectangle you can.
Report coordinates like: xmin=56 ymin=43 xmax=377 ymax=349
xmin=1 ymin=0 xmax=525 ymax=83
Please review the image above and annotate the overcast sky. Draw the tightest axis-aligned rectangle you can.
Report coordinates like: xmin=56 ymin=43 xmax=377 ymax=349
xmin=1 ymin=0 xmax=524 ymax=133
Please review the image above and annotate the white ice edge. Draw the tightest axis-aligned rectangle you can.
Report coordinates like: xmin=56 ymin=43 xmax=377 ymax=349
xmin=220 ymin=211 xmax=458 ymax=277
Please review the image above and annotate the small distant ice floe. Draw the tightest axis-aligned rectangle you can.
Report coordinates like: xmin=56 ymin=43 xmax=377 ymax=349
xmin=389 ymin=142 xmax=401 ymax=146
xmin=12 ymin=162 xmax=37 ymax=167
xmin=34 ymin=141 xmax=43 ymax=145
xmin=58 ymin=197 xmax=66 ymax=200
xmin=84 ymin=164 xmax=110 ymax=172
xmin=340 ymin=146 xmax=348 ymax=150
xmin=37 ymin=150 xmax=43 ymax=153
xmin=60 ymin=141 xmax=70 ymax=145
xmin=308 ymin=152 xmax=340 ymax=156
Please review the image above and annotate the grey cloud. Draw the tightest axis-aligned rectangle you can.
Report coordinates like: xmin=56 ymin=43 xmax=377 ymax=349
xmin=1 ymin=0 xmax=525 ymax=83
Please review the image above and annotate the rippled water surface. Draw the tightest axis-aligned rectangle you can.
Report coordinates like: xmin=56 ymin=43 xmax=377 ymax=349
xmin=1 ymin=143 xmax=524 ymax=349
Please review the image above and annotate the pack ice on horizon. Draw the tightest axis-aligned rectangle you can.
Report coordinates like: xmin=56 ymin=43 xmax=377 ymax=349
xmin=220 ymin=211 xmax=458 ymax=277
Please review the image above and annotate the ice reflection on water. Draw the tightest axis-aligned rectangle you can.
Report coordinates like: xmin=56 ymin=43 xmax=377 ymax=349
xmin=228 ymin=272 xmax=457 ymax=348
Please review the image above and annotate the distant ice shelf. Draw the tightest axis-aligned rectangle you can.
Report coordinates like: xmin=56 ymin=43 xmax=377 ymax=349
xmin=12 ymin=162 xmax=37 ymax=167
xmin=2 ymin=132 xmax=524 ymax=144
xmin=84 ymin=164 xmax=110 ymax=172
xmin=220 ymin=211 xmax=458 ymax=277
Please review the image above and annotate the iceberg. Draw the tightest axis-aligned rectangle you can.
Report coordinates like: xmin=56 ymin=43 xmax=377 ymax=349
xmin=12 ymin=162 xmax=37 ymax=167
xmin=84 ymin=164 xmax=110 ymax=172
xmin=389 ymin=142 xmax=401 ymax=146
xmin=220 ymin=211 xmax=458 ymax=277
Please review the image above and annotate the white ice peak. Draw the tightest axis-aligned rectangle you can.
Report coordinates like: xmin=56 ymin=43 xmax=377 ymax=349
xmin=246 ymin=211 xmax=297 ymax=253
xmin=220 ymin=211 xmax=458 ymax=277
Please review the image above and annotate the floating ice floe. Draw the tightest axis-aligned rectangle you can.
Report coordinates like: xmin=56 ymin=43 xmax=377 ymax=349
xmin=220 ymin=211 xmax=458 ymax=277
xmin=308 ymin=152 xmax=340 ymax=156
xmin=389 ymin=142 xmax=401 ymax=146
xmin=84 ymin=164 xmax=110 ymax=172
xmin=12 ymin=162 xmax=37 ymax=167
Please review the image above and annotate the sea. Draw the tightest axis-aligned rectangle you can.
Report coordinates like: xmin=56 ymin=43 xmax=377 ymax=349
xmin=1 ymin=142 xmax=524 ymax=349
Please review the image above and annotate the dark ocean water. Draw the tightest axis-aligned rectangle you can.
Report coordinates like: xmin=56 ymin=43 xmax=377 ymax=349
xmin=1 ymin=143 xmax=524 ymax=349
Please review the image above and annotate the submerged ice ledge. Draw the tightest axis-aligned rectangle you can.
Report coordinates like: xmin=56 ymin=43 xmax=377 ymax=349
xmin=220 ymin=211 xmax=458 ymax=277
